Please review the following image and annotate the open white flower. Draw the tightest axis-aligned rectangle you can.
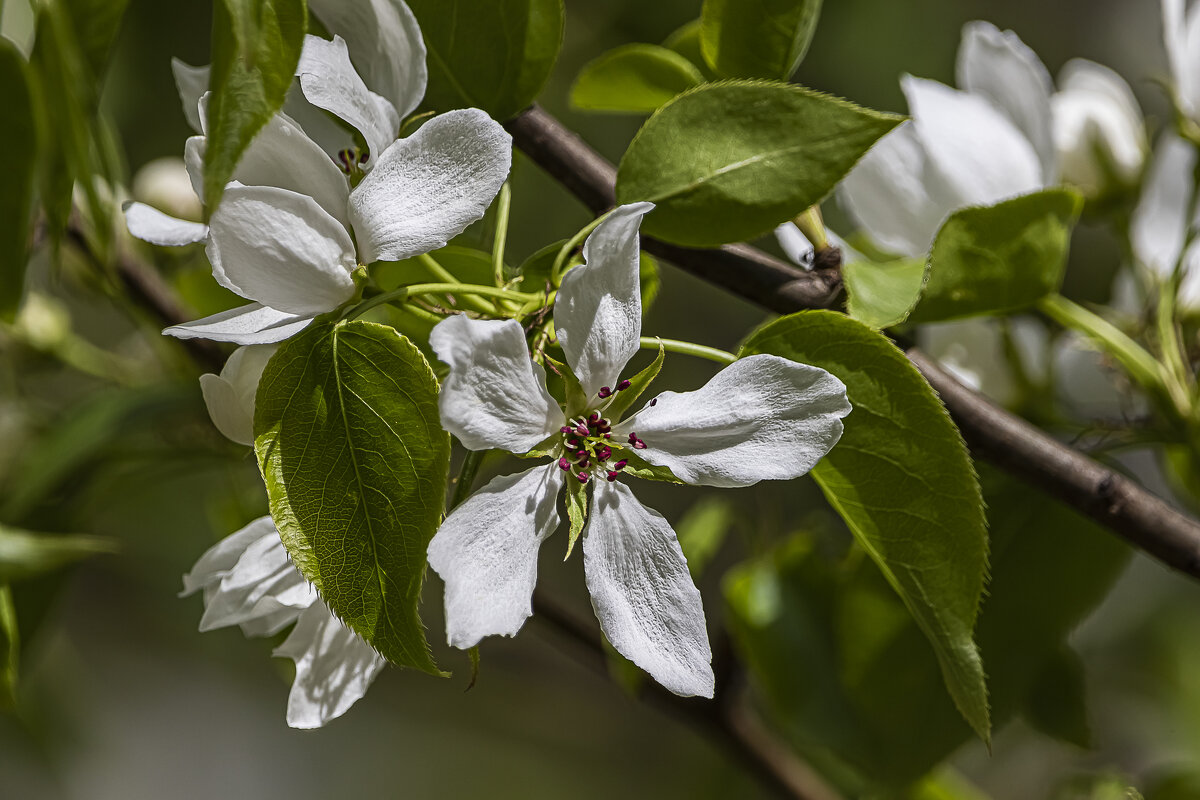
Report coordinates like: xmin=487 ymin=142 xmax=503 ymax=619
xmin=1051 ymin=59 xmax=1146 ymax=197
xmin=181 ymin=516 xmax=385 ymax=729
xmin=840 ymin=21 xmax=1055 ymax=257
xmin=1163 ymin=0 xmax=1200 ymax=126
xmin=426 ymin=203 xmax=851 ymax=698
xmin=125 ymin=27 xmax=511 ymax=345
xmin=1130 ymin=132 xmax=1200 ymax=310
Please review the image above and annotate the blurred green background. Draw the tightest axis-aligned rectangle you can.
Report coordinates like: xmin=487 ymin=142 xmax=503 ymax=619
xmin=1 ymin=0 xmax=1196 ymax=798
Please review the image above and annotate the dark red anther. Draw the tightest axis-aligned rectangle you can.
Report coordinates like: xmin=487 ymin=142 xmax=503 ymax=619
xmin=649 ymin=398 xmax=658 ymax=407
xmin=565 ymin=438 xmax=580 ymax=449
xmin=575 ymin=426 xmax=589 ymax=437
xmin=606 ymin=471 xmax=618 ymax=482
xmin=617 ymin=379 xmax=631 ymax=391
xmin=613 ymin=460 xmax=627 ymax=470
xmin=358 ymin=151 xmax=368 ymax=165
xmin=558 ymin=457 xmax=570 ymax=471
xmin=597 ymin=386 xmax=612 ymax=399
xmin=588 ymin=412 xmax=600 ymax=424
xmin=596 ymin=446 xmax=612 ymax=461
xmin=627 ymin=432 xmax=647 ymax=450
xmin=560 ymin=426 xmax=573 ymax=434
xmin=577 ymin=472 xmax=590 ymax=484
xmin=576 ymin=457 xmax=590 ymax=470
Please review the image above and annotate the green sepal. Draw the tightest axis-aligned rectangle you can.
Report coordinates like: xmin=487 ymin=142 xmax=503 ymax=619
xmin=564 ymin=477 xmax=588 ymax=559
xmin=619 ymin=451 xmax=683 ymax=484
xmin=604 ymin=342 xmax=664 ymax=421
xmin=466 ymin=646 xmax=481 ymax=691
xmin=543 ymin=354 xmax=588 ymax=417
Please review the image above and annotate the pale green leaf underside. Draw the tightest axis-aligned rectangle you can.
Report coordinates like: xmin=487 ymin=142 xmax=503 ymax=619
xmin=616 ymin=80 xmax=902 ymax=247
xmin=571 ymin=43 xmax=703 ymax=113
xmin=843 ymin=257 xmax=927 ymax=330
xmin=740 ymin=310 xmax=991 ymax=743
xmin=255 ymin=317 xmax=449 ymax=674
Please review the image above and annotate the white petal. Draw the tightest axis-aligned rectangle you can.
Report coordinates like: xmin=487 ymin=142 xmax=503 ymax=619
xmin=207 ymin=184 xmax=357 ymax=315
xmin=171 ymin=58 xmax=209 ymax=133
xmin=274 ymin=601 xmax=386 ymax=729
xmin=307 ymin=0 xmax=427 ymax=120
xmin=296 ymin=34 xmax=400 ymax=168
xmin=164 ymin=303 xmax=315 ymax=345
xmin=1131 ymin=132 xmax=1196 ymax=277
xmin=184 ymin=136 xmax=205 ymax=202
xmin=554 ymin=203 xmax=654 ymax=397
xmin=348 ymin=109 xmax=513 ymax=264
xmin=1052 ymin=60 xmax=1146 ymax=192
xmin=615 ymin=355 xmax=850 ymax=488
xmin=200 ymin=343 xmax=278 ymax=446
xmin=123 ymin=201 xmax=208 ymax=246
xmin=197 ymin=526 xmax=317 ymax=632
xmin=774 ymin=222 xmax=815 ymax=269
xmin=181 ymin=516 xmax=275 ymax=597
xmin=838 ymin=122 xmax=951 ymax=257
xmin=428 ymin=464 xmax=564 ymax=649
xmin=282 ymin=85 xmax=357 ymax=161
xmin=957 ymin=21 xmax=1057 ymax=180
xmin=903 ymin=76 xmax=1044 ymax=209
xmin=429 ymin=316 xmax=562 ymax=453
xmin=1164 ymin=0 xmax=1200 ymax=118
xmin=583 ymin=480 xmax=713 ymax=698
xmin=231 ymin=112 xmax=351 ymax=227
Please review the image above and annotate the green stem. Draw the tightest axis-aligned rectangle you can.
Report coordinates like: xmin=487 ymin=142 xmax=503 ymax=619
xmin=416 ymin=254 xmax=499 ymax=316
xmin=492 ymin=182 xmax=512 ymax=288
xmin=1157 ymin=280 xmax=1193 ymax=412
xmin=792 ymin=206 xmax=828 ymax=251
xmin=1038 ymin=293 xmax=1181 ymax=418
xmin=347 ymin=283 xmax=540 ymax=321
xmin=639 ymin=336 xmax=736 ymax=366
xmin=449 ymin=449 xmax=487 ymax=512
xmin=551 ymin=214 xmax=607 ymax=287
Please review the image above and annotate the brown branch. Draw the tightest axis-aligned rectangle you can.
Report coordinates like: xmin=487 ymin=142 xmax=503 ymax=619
xmin=505 ymin=104 xmax=1200 ymax=579
xmin=63 ymin=216 xmax=227 ymax=374
xmin=532 ymin=591 xmax=843 ymax=800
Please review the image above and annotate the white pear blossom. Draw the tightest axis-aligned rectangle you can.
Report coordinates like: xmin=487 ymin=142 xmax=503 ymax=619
xmin=181 ymin=516 xmax=385 ymax=729
xmin=1162 ymin=0 xmax=1200 ymax=126
xmin=426 ymin=204 xmax=851 ymax=698
xmin=199 ymin=344 xmax=277 ymax=446
xmin=1130 ymin=132 xmax=1200 ymax=310
xmin=125 ymin=26 xmax=511 ymax=346
xmin=1051 ymin=59 xmax=1146 ymax=197
xmin=840 ymin=21 xmax=1056 ymax=257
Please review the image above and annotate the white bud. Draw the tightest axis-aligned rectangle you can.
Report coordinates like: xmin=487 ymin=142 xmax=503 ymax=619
xmin=131 ymin=156 xmax=203 ymax=222
xmin=1051 ymin=59 xmax=1146 ymax=197
xmin=199 ymin=344 xmax=278 ymax=446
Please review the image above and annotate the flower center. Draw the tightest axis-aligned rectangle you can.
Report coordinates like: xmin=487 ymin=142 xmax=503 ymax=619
xmin=336 ymin=147 xmax=369 ymax=181
xmin=558 ymin=410 xmax=635 ymax=484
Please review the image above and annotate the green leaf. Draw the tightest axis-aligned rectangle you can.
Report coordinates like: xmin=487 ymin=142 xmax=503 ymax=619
xmin=0 ymin=585 xmax=15 ymax=707
xmin=0 ymin=40 xmax=36 ymax=321
xmin=406 ymin=0 xmax=563 ymax=120
xmin=616 ymin=81 xmax=902 ymax=247
xmin=1023 ymin=646 xmax=1091 ymax=749
xmin=740 ymin=310 xmax=991 ymax=744
xmin=203 ymin=0 xmax=307 ymax=211
xmin=564 ymin=478 xmax=587 ymax=559
xmin=662 ymin=20 xmax=716 ymax=80
xmin=255 ymin=317 xmax=450 ymax=674
xmin=570 ymin=43 xmax=703 ymax=114
xmin=676 ymin=497 xmax=733 ymax=578
xmin=0 ymin=526 xmax=117 ymax=582
xmin=842 ymin=257 xmax=926 ymax=330
xmin=700 ymin=0 xmax=823 ymax=79
xmin=909 ymin=189 xmax=1082 ymax=323
xmin=61 ymin=0 xmax=130 ymax=79
xmin=619 ymin=451 xmax=683 ymax=484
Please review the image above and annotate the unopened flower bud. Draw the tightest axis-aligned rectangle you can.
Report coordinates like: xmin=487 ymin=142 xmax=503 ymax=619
xmin=1051 ymin=59 xmax=1146 ymax=197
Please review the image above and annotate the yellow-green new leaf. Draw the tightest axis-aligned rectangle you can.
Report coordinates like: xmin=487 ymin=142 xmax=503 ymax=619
xmin=571 ymin=44 xmax=703 ymax=114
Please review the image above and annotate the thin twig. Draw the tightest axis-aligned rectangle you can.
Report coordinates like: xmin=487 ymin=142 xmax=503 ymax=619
xmin=504 ymin=104 xmax=1200 ymax=580
xmin=531 ymin=590 xmax=842 ymax=800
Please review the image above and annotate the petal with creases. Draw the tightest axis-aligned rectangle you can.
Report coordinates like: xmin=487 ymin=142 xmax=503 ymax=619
xmin=207 ymin=185 xmax=357 ymax=315
xmin=555 ymin=203 xmax=654 ymax=397
xmin=583 ymin=480 xmax=713 ymax=698
xmin=124 ymin=201 xmax=208 ymax=246
xmin=428 ymin=464 xmax=564 ymax=649
xmin=274 ymin=601 xmax=386 ymax=729
xmin=296 ymin=34 xmax=399 ymax=168
xmin=429 ymin=316 xmax=561 ymax=453
xmin=165 ymin=303 xmax=314 ymax=345
xmin=616 ymin=355 xmax=850 ymax=488
xmin=308 ymin=0 xmax=427 ymax=120
xmin=957 ymin=21 xmax=1056 ymax=181
xmin=197 ymin=525 xmax=317 ymax=632
xmin=838 ymin=122 xmax=950 ymax=257
xmin=231 ymin=112 xmax=350 ymax=227
xmin=181 ymin=516 xmax=276 ymax=597
xmin=200 ymin=343 xmax=278 ymax=446
xmin=348 ymin=109 xmax=512 ymax=264
xmin=171 ymin=58 xmax=209 ymax=133
xmin=903 ymin=76 xmax=1043 ymax=210
xmin=1131 ymin=132 xmax=1196 ymax=277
